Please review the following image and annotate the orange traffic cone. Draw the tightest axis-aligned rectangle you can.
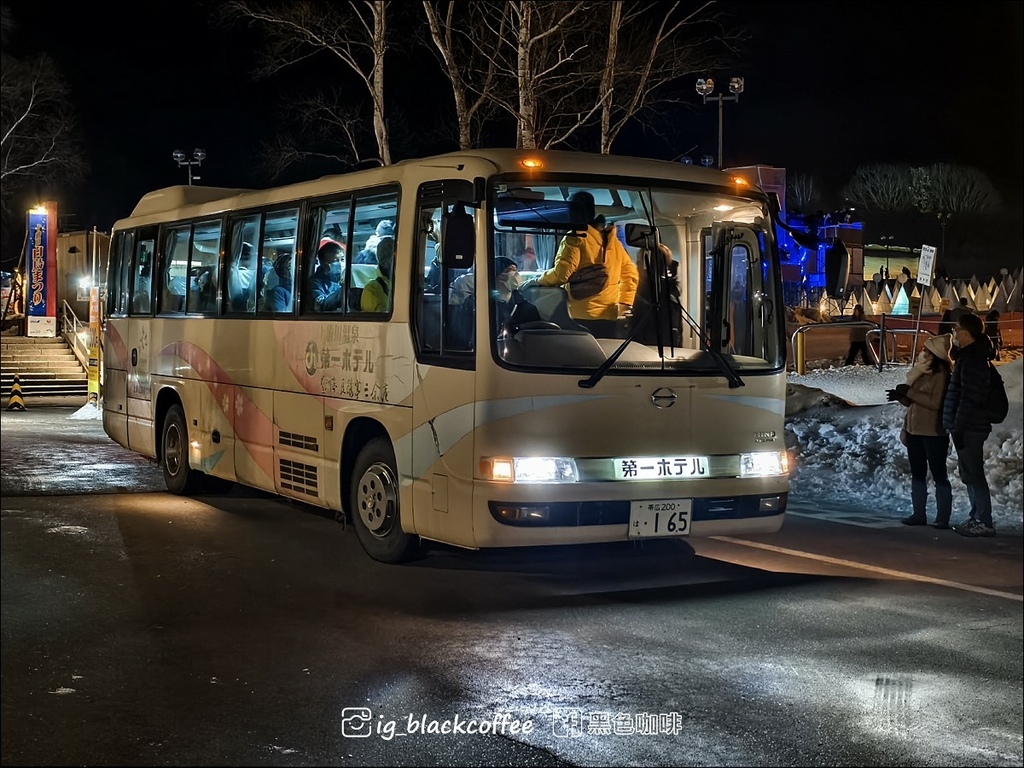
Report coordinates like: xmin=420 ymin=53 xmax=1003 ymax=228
xmin=5 ymin=373 xmax=27 ymax=411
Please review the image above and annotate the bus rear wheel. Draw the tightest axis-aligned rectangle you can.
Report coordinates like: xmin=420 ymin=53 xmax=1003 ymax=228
xmin=350 ymin=437 xmax=420 ymax=563
xmin=161 ymin=404 xmax=201 ymax=495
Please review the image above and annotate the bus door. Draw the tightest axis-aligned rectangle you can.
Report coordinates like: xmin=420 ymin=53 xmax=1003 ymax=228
xmin=126 ymin=227 xmax=158 ymax=455
xmin=704 ymin=223 xmax=763 ymax=358
xmin=409 ymin=182 xmax=478 ymax=544
xmin=102 ymin=230 xmax=134 ymax=448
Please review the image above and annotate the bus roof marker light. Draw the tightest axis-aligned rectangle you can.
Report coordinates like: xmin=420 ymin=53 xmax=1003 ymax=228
xmin=732 ymin=177 xmax=749 ymax=187
xmin=520 ymin=157 xmax=544 ymax=170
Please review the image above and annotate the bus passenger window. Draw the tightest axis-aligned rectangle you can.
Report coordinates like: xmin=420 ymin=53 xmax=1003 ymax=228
xmin=188 ymin=221 xmax=222 ymax=314
xmin=304 ymin=201 xmax=351 ymax=315
xmin=132 ymin=239 xmax=154 ymax=314
xmin=227 ymin=242 xmax=257 ymax=312
xmin=257 ymin=208 xmax=298 ymax=314
xmin=350 ymin=191 xmax=398 ymax=315
xmin=227 ymin=214 xmax=261 ymax=313
xmin=160 ymin=226 xmax=190 ymax=314
xmin=264 ymin=251 xmax=294 ymax=312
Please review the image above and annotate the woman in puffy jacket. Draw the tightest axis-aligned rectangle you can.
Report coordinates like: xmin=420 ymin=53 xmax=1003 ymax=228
xmin=886 ymin=333 xmax=953 ymax=528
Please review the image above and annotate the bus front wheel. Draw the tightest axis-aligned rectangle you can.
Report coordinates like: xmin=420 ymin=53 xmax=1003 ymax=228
xmin=161 ymin=404 xmax=201 ymax=495
xmin=350 ymin=437 xmax=420 ymax=563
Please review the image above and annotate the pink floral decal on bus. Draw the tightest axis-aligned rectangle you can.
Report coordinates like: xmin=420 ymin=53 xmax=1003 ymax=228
xmin=162 ymin=341 xmax=275 ymax=479
xmin=105 ymin=324 xmax=128 ymax=370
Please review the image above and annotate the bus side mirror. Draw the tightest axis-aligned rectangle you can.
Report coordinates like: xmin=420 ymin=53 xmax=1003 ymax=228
xmin=624 ymin=223 xmax=654 ymax=248
xmin=442 ymin=202 xmax=475 ymax=269
xmin=824 ymin=239 xmax=850 ymax=298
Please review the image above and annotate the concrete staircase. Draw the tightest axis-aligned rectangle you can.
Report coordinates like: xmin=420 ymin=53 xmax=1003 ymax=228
xmin=1 ymin=336 xmax=88 ymax=403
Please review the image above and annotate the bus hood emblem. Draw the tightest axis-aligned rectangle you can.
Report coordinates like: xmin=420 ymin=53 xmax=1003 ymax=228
xmin=651 ymin=387 xmax=677 ymax=408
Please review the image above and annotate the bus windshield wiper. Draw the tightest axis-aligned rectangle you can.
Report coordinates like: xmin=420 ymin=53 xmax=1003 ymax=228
xmin=577 ymin=310 xmax=653 ymax=389
xmin=577 ymin=303 xmax=744 ymax=389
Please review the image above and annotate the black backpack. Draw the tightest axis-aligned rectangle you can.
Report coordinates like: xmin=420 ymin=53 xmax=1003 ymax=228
xmin=987 ymin=362 xmax=1009 ymax=424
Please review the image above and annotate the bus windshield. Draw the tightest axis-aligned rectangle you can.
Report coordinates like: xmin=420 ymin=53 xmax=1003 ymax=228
xmin=489 ymin=179 xmax=784 ymax=376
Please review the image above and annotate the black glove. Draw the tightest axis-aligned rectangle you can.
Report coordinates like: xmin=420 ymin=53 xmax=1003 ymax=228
xmin=895 ymin=384 xmax=909 ymax=396
xmin=885 ymin=389 xmax=899 ymax=402
xmin=952 ymin=430 xmax=965 ymax=449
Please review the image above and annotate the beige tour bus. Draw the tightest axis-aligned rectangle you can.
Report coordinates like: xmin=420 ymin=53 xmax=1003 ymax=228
xmin=103 ymin=149 xmax=791 ymax=563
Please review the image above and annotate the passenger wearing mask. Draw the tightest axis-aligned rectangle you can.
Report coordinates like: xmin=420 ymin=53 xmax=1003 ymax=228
xmin=449 ymin=257 xmax=524 ymax=345
xmin=309 ymin=238 xmax=345 ymax=312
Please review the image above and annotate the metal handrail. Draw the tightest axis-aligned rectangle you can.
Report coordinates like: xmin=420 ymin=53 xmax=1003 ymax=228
xmin=60 ymin=300 xmax=90 ymax=370
xmin=866 ymin=327 xmax=934 ymax=369
xmin=789 ymin=320 xmax=878 ymax=373
xmin=789 ymin=318 xmax=937 ymax=373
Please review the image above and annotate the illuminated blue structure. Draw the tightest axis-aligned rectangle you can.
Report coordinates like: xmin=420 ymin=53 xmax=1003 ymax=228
xmin=778 ymin=213 xmax=863 ymax=308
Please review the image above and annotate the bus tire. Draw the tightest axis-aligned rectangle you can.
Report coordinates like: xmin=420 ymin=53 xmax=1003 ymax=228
xmin=161 ymin=404 xmax=202 ymax=495
xmin=350 ymin=437 xmax=420 ymax=563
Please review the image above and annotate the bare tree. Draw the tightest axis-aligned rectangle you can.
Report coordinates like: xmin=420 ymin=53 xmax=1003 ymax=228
xmin=423 ymin=1 xmax=737 ymax=154
xmin=913 ymin=163 xmax=1001 ymax=216
xmin=220 ymin=0 xmax=392 ymax=166
xmin=840 ymin=164 xmax=914 ymax=212
xmin=594 ymin=1 xmax=734 ymax=154
xmin=421 ymin=1 xmax=504 ymax=150
xmin=0 ymin=52 xmax=85 ymax=215
xmin=473 ymin=0 xmax=599 ymax=150
xmin=786 ymin=172 xmax=819 ymax=213
xmin=259 ymin=90 xmax=371 ymax=179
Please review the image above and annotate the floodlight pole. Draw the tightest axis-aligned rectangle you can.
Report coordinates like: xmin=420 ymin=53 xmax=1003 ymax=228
xmin=172 ymin=148 xmax=206 ymax=185
xmin=697 ymin=77 xmax=744 ymax=169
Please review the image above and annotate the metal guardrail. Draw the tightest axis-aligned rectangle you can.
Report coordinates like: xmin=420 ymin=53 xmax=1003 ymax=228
xmin=866 ymin=327 xmax=934 ymax=370
xmin=60 ymin=300 xmax=90 ymax=370
xmin=790 ymin=318 xmax=935 ymax=374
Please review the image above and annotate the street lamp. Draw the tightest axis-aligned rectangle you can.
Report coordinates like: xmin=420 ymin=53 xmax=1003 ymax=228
xmin=936 ymin=211 xmax=952 ymax=256
xmin=696 ymin=76 xmax=744 ymax=168
xmin=172 ymin=148 xmax=206 ymax=185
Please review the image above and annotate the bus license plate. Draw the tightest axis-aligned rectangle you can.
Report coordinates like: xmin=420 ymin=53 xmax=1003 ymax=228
xmin=628 ymin=499 xmax=692 ymax=538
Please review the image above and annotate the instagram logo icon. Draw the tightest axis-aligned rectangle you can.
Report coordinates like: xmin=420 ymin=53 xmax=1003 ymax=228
xmin=340 ymin=707 xmax=373 ymax=738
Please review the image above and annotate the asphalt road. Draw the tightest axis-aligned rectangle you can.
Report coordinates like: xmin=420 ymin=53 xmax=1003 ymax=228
xmin=2 ymin=408 xmax=1022 ymax=767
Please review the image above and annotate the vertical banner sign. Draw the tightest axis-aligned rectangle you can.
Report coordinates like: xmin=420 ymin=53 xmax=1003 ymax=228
xmin=911 ymin=244 xmax=937 ymax=357
xmin=26 ymin=201 xmax=58 ymax=337
xmin=88 ymin=286 xmax=101 ymax=404
xmin=917 ymin=244 xmax=936 ymax=287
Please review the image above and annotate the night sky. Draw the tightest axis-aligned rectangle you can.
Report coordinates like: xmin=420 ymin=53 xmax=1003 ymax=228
xmin=4 ymin=0 xmax=1022 ymax=237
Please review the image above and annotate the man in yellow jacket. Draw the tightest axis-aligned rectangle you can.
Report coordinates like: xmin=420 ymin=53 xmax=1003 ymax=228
xmin=534 ymin=191 xmax=638 ymax=336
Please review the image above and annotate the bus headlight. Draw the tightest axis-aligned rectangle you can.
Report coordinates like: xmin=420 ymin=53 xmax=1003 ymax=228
xmin=740 ymin=451 xmax=789 ymax=477
xmin=482 ymin=457 xmax=579 ymax=483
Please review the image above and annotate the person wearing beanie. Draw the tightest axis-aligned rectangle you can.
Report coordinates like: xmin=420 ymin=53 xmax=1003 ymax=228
xmin=886 ymin=333 xmax=954 ymax=528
